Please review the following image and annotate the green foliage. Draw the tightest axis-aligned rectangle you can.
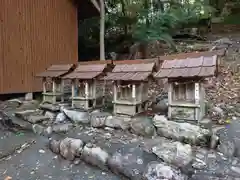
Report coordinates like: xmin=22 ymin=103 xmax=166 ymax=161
xmin=132 ymin=10 xmax=179 ymax=48
xmin=79 ymin=0 xmax=216 ymax=58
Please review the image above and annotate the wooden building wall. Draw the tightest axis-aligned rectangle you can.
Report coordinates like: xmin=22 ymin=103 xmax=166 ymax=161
xmin=0 ymin=0 xmax=78 ymax=94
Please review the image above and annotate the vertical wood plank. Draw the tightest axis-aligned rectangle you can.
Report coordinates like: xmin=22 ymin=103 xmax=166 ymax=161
xmin=0 ymin=0 xmax=78 ymax=94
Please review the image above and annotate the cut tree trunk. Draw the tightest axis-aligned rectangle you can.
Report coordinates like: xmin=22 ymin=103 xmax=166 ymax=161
xmin=99 ymin=0 xmax=105 ymax=60
xmin=89 ymin=0 xmax=105 ymax=60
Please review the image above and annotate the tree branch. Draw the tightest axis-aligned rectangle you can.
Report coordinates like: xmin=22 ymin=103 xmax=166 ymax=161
xmin=90 ymin=0 xmax=100 ymax=12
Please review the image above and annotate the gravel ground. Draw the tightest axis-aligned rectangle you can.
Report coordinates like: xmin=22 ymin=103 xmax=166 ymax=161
xmin=0 ymin=130 xmax=123 ymax=180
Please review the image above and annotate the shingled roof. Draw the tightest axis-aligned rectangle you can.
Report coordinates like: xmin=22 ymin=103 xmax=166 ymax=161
xmin=154 ymin=54 xmax=218 ymax=79
xmin=104 ymin=62 xmax=155 ymax=81
xmin=63 ymin=64 xmax=107 ymax=80
xmin=36 ymin=64 xmax=75 ymax=78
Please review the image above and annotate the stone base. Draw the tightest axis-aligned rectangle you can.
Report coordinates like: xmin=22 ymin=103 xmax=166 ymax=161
xmin=43 ymin=92 xmax=63 ymax=104
xmin=72 ymin=98 xmax=96 ymax=110
xmin=170 ymin=105 xmax=204 ymax=123
xmin=72 ymin=96 xmax=105 ymax=110
xmin=113 ymin=102 xmax=147 ymax=116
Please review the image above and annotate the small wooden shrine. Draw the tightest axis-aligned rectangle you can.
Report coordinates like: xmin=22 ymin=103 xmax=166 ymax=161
xmin=63 ymin=61 xmax=112 ymax=110
xmin=36 ymin=64 xmax=75 ymax=104
xmin=104 ymin=60 xmax=157 ymax=116
xmin=155 ymin=52 xmax=219 ymax=122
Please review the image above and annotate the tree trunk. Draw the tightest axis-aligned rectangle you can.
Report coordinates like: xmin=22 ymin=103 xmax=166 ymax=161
xmin=99 ymin=0 xmax=105 ymax=60
xmin=139 ymin=42 xmax=148 ymax=59
xmin=89 ymin=0 xmax=105 ymax=60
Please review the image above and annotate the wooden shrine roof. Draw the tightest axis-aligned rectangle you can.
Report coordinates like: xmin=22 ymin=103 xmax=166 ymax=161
xmin=104 ymin=60 xmax=156 ymax=81
xmin=63 ymin=61 xmax=110 ymax=80
xmin=154 ymin=52 xmax=218 ymax=79
xmin=36 ymin=64 xmax=75 ymax=78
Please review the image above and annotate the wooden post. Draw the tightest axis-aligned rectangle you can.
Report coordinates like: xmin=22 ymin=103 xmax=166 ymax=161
xmin=113 ymin=82 xmax=117 ymax=102
xmin=132 ymin=84 xmax=136 ymax=102
xmin=102 ymin=80 xmax=106 ymax=105
xmin=194 ymin=82 xmax=200 ymax=121
xmin=168 ymin=82 xmax=173 ymax=119
xmin=113 ymin=82 xmax=117 ymax=114
xmin=52 ymin=79 xmax=56 ymax=93
xmin=61 ymin=80 xmax=64 ymax=102
xmin=71 ymin=79 xmax=75 ymax=108
xmin=43 ymin=77 xmax=46 ymax=101
xmin=43 ymin=78 xmax=47 ymax=93
xmin=52 ymin=78 xmax=57 ymax=104
xmin=93 ymin=79 xmax=97 ymax=107
xmin=85 ymin=81 xmax=89 ymax=109
xmin=140 ymin=82 xmax=143 ymax=101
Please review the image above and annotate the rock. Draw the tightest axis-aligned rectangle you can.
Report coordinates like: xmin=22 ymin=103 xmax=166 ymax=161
xmin=216 ymin=119 xmax=240 ymax=157
xmin=210 ymin=134 xmax=219 ymax=149
xmin=52 ymin=123 xmax=73 ymax=133
xmin=55 ymin=112 xmax=67 ymax=123
xmin=32 ymin=124 xmax=45 ymax=135
xmin=151 ymin=94 xmax=168 ymax=115
xmin=90 ymin=112 xmax=111 ymax=128
xmin=44 ymin=126 xmax=53 ymax=135
xmin=59 ymin=138 xmax=84 ymax=161
xmin=81 ymin=143 xmax=109 ymax=169
xmin=15 ymin=110 xmax=36 ymax=119
xmin=211 ymin=37 xmax=234 ymax=52
xmin=8 ymin=99 xmax=22 ymax=106
xmin=131 ymin=116 xmax=156 ymax=137
xmin=62 ymin=108 xmax=90 ymax=124
xmin=152 ymin=140 xmax=192 ymax=168
xmin=27 ymin=115 xmax=49 ymax=124
xmin=39 ymin=103 xmax=60 ymax=112
xmin=210 ymin=106 xmax=225 ymax=123
xmin=49 ymin=139 xmax=61 ymax=154
xmin=107 ymin=145 xmax=159 ymax=180
xmin=199 ymin=118 xmax=212 ymax=130
xmin=153 ymin=115 xmax=211 ymax=145
xmin=15 ymin=110 xmax=46 ymax=124
xmin=143 ymin=161 xmax=187 ymax=180
xmin=45 ymin=111 xmax=56 ymax=120
xmin=20 ymin=100 xmax=40 ymax=109
xmin=105 ymin=115 xmax=131 ymax=130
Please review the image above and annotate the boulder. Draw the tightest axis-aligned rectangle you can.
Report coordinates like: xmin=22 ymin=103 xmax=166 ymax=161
xmin=107 ymin=145 xmax=159 ymax=180
xmin=49 ymin=139 xmax=61 ymax=154
xmin=151 ymin=93 xmax=168 ymax=115
xmin=32 ymin=124 xmax=45 ymax=135
xmin=52 ymin=123 xmax=73 ymax=133
xmin=39 ymin=103 xmax=60 ymax=112
xmin=105 ymin=115 xmax=131 ymax=130
xmin=15 ymin=110 xmax=36 ymax=120
xmin=152 ymin=140 xmax=192 ymax=168
xmin=62 ymin=108 xmax=90 ymax=124
xmin=90 ymin=112 xmax=111 ymax=128
xmin=216 ymin=119 xmax=240 ymax=158
xmin=27 ymin=115 xmax=49 ymax=124
xmin=55 ymin=112 xmax=67 ymax=123
xmin=143 ymin=161 xmax=187 ymax=180
xmin=6 ymin=99 xmax=22 ymax=109
xmin=153 ymin=115 xmax=211 ymax=145
xmin=59 ymin=138 xmax=84 ymax=161
xmin=45 ymin=111 xmax=56 ymax=120
xmin=131 ymin=116 xmax=156 ymax=137
xmin=209 ymin=106 xmax=225 ymax=123
xmin=213 ymin=37 xmax=233 ymax=46
xmin=81 ymin=143 xmax=109 ymax=169
xmin=20 ymin=100 xmax=40 ymax=109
